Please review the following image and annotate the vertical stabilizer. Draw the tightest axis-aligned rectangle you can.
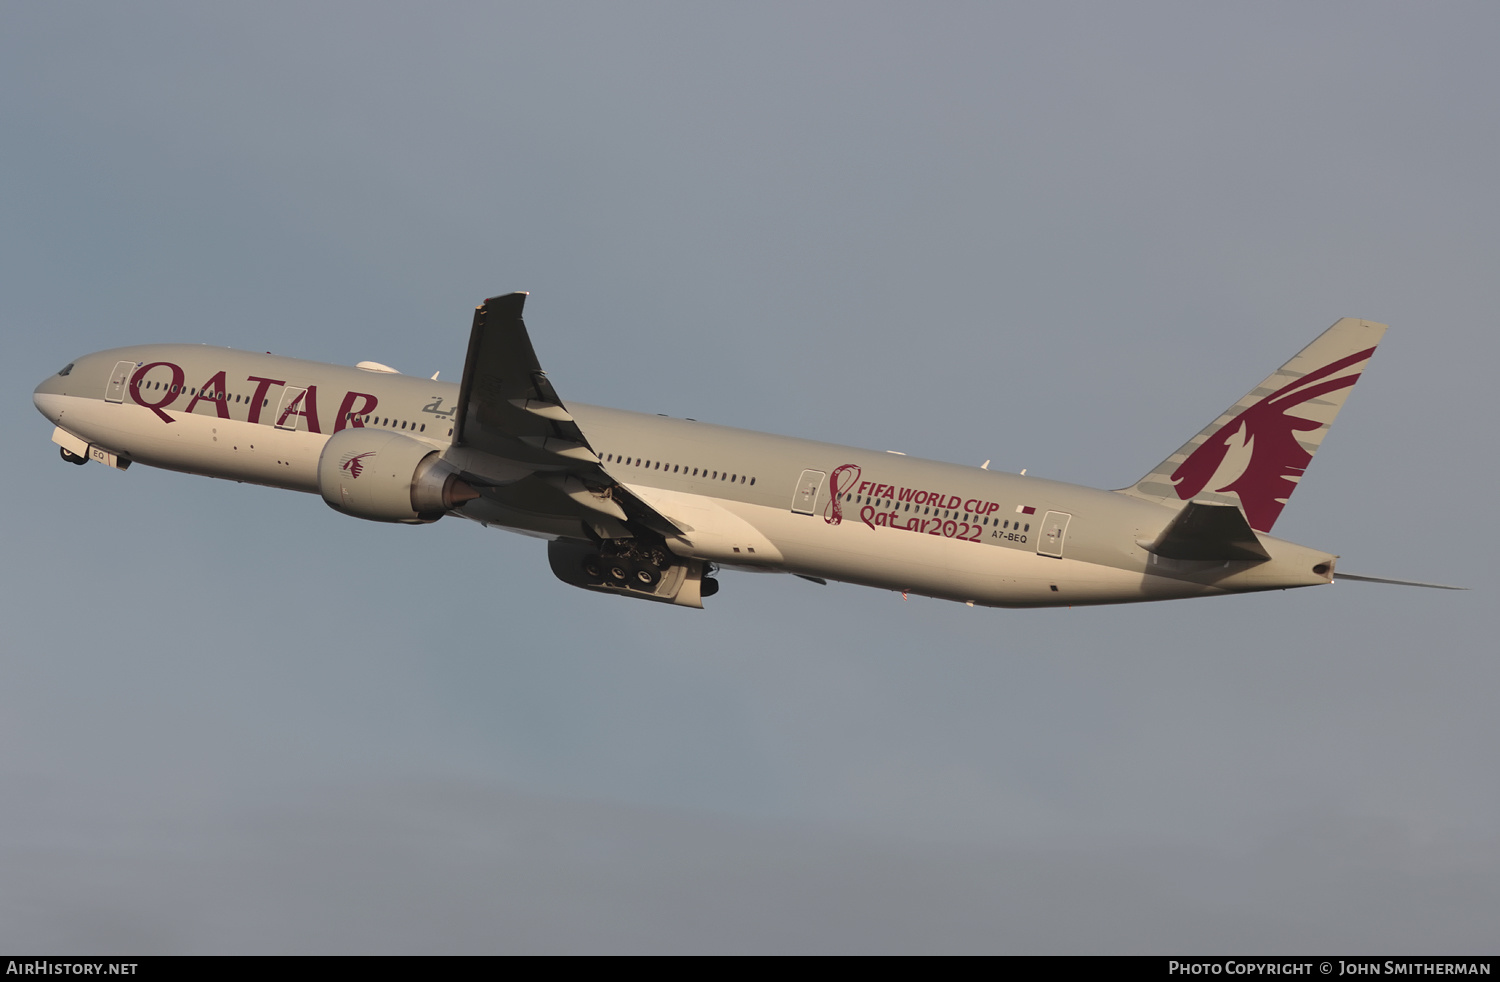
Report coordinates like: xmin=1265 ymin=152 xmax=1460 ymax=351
xmin=1118 ymin=318 xmax=1386 ymax=532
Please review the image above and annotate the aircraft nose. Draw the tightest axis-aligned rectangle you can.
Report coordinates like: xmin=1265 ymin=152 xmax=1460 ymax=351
xmin=34 ymin=374 xmax=66 ymax=423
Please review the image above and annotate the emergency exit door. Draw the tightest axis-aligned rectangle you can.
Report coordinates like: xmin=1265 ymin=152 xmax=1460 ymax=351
xmin=1037 ymin=511 xmax=1072 ymax=558
xmin=791 ymin=469 xmax=825 ymax=515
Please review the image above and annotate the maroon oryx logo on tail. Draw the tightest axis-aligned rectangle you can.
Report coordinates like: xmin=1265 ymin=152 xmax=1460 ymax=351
xmin=340 ymin=451 xmax=376 ymax=479
xmin=1171 ymin=347 xmax=1375 ymax=532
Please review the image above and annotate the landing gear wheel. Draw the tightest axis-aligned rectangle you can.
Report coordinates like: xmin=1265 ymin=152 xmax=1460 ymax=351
xmin=60 ymin=447 xmax=87 ymax=465
xmin=633 ymin=566 xmax=661 ymax=590
xmin=582 ymin=554 xmax=604 ymax=582
xmin=700 ymin=576 xmax=720 ymax=598
xmin=607 ymin=561 xmax=631 ymax=585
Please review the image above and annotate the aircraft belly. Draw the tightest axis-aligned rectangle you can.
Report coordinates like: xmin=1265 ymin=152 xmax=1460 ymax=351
xmin=744 ymin=505 xmax=1213 ymax=607
xmin=43 ymin=394 xmax=323 ymax=492
xmin=623 ymin=486 xmax=786 ymax=566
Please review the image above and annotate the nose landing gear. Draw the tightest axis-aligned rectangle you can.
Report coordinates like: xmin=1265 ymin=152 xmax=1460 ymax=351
xmin=60 ymin=447 xmax=87 ymax=465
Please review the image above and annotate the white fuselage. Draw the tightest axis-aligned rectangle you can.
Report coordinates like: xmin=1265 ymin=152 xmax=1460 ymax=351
xmin=33 ymin=343 xmax=1337 ymax=608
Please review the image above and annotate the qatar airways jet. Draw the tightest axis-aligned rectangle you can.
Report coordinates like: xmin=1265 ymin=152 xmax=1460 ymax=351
xmin=31 ymin=294 xmax=1458 ymax=608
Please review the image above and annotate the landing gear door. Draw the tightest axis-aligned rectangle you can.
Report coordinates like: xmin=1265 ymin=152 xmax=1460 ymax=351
xmin=104 ymin=361 xmax=134 ymax=404
xmin=1037 ymin=511 xmax=1072 ymax=558
xmin=275 ymin=386 xmax=309 ymax=431
xmin=792 ymin=469 xmax=825 ymax=515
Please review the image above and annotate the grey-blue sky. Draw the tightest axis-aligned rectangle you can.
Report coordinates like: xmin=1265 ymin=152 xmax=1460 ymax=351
xmin=1 ymin=2 xmax=1494 ymax=953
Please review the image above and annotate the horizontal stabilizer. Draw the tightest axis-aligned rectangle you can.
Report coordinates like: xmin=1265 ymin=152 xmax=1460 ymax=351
xmin=1140 ymin=501 xmax=1270 ymax=562
xmin=1334 ymin=572 xmax=1467 ymax=591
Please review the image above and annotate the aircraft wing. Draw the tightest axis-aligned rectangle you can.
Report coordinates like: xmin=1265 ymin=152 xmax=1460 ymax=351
xmin=449 ymin=293 xmax=681 ymax=538
xmin=454 ymin=292 xmax=596 ymax=464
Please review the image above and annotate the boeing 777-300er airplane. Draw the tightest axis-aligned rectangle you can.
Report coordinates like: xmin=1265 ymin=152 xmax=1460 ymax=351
xmin=32 ymin=294 xmax=1460 ymax=608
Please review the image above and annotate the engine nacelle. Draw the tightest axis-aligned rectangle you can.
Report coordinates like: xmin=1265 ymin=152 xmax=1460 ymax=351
xmin=317 ymin=428 xmax=477 ymax=524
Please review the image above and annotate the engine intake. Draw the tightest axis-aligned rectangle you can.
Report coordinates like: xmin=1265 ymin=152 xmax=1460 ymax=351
xmin=317 ymin=428 xmax=477 ymax=524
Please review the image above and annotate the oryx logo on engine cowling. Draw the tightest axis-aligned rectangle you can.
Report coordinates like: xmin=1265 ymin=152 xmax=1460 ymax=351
xmin=1170 ymin=346 xmax=1375 ymax=532
xmin=340 ymin=451 xmax=376 ymax=479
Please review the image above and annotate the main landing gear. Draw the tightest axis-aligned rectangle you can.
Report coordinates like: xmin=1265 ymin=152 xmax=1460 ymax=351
xmin=60 ymin=447 xmax=87 ymax=465
xmin=547 ymin=539 xmax=717 ymax=606
xmin=581 ymin=542 xmax=672 ymax=593
xmin=579 ymin=541 xmax=721 ymax=596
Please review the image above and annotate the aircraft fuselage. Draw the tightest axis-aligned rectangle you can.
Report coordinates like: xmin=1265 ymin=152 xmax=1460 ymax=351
xmin=33 ymin=341 xmax=1338 ymax=609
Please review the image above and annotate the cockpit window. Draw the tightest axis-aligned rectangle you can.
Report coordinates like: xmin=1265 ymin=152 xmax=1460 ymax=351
xmin=57 ymin=362 xmax=74 ymax=377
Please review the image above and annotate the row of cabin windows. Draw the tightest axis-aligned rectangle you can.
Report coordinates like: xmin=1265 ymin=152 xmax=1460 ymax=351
xmin=842 ymin=492 xmax=1029 ymax=530
xmin=136 ymin=380 xmax=266 ymax=405
xmin=602 ymin=452 xmax=756 ymax=486
xmin=343 ymin=413 xmax=425 ymax=433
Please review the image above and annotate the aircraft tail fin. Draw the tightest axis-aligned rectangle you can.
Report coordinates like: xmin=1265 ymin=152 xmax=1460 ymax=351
xmin=1118 ymin=318 xmax=1387 ymax=533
